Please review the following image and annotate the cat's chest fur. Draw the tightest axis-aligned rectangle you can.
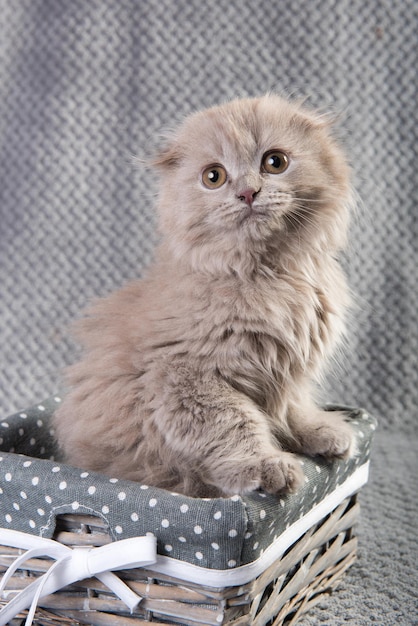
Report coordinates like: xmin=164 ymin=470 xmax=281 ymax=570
xmin=170 ymin=270 xmax=334 ymax=413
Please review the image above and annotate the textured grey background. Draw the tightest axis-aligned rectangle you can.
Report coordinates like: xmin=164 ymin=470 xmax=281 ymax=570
xmin=0 ymin=1 xmax=417 ymax=624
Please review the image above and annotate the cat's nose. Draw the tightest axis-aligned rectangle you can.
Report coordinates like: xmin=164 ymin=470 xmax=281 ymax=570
xmin=237 ymin=188 xmax=260 ymax=207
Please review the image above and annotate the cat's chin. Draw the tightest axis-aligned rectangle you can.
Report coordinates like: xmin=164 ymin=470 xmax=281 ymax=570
xmin=236 ymin=208 xmax=282 ymax=240
xmin=239 ymin=205 xmax=269 ymax=223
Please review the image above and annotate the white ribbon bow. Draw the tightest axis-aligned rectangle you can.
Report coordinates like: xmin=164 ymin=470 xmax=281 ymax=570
xmin=0 ymin=528 xmax=157 ymax=626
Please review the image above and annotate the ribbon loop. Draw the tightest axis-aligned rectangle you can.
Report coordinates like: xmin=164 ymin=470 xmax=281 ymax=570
xmin=0 ymin=529 xmax=157 ymax=626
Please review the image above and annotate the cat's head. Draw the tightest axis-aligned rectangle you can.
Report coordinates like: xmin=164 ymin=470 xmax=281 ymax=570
xmin=153 ymin=95 xmax=352 ymax=272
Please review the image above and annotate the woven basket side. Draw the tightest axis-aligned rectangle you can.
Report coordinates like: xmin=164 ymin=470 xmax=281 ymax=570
xmin=0 ymin=494 xmax=359 ymax=625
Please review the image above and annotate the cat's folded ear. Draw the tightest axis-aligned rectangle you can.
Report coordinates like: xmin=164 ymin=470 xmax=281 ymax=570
xmin=152 ymin=141 xmax=182 ymax=170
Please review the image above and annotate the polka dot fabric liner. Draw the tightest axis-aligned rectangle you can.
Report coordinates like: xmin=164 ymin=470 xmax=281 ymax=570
xmin=0 ymin=397 xmax=377 ymax=570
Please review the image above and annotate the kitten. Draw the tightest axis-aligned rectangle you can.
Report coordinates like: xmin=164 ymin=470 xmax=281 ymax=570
xmin=53 ymin=94 xmax=355 ymax=498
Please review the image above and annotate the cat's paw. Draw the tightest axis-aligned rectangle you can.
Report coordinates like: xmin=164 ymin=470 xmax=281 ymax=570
xmin=257 ymin=454 xmax=305 ymax=494
xmin=221 ymin=452 xmax=305 ymax=496
xmin=293 ymin=411 xmax=356 ymax=460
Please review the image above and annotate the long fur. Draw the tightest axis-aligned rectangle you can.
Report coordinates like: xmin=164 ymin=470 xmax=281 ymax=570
xmin=53 ymin=94 xmax=355 ymax=497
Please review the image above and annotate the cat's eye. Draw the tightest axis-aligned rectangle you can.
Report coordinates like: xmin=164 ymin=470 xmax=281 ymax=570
xmin=201 ymin=164 xmax=227 ymax=189
xmin=261 ymin=150 xmax=289 ymax=175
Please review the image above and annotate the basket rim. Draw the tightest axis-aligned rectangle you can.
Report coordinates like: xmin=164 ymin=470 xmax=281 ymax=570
xmin=131 ymin=460 xmax=368 ymax=588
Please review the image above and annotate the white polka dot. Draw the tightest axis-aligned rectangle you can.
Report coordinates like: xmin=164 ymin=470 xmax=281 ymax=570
xmin=214 ymin=511 xmax=222 ymax=520
xmin=211 ymin=542 xmax=219 ymax=550
xmin=244 ymin=532 xmax=252 ymax=539
xmin=0 ymin=488 xmax=3 ymax=494
xmin=280 ymin=499 xmax=285 ymax=508
xmin=146 ymin=532 xmax=155 ymax=538
xmin=228 ymin=560 xmax=237 ymax=567
xmin=178 ymin=536 xmax=186 ymax=543
xmin=37 ymin=420 xmax=43 ymax=427
xmin=13 ymin=503 xmax=20 ymax=511
xmin=19 ymin=413 xmax=27 ymax=419
xmin=259 ymin=510 xmax=266 ymax=520
xmin=195 ymin=551 xmax=203 ymax=560
xmin=109 ymin=478 xmax=118 ymax=483
xmin=37 ymin=405 xmax=45 ymax=411
xmin=165 ymin=544 xmax=173 ymax=552
xmin=72 ymin=502 xmax=80 ymax=511
xmin=80 ymin=472 xmax=89 ymax=478
xmin=54 ymin=396 xmax=62 ymax=403
xmin=29 ymin=520 xmax=36 ymax=529
xmin=5 ymin=473 xmax=12 ymax=482
xmin=23 ymin=461 xmax=32 ymax=468
xmin=258 ymin=492 xmax=267 ymax=498
xmin=253 ymin=542 xmax=259 ymax=550
xmin=149 ymin=498 xmax=157 ymax=507
xmin=102 ymin=505 xmax=110 ymax=514
xmin=315 ymin=465 xmax=321 ymax=473
xmin=18 ymin=428 xmax=24 ymax=436
xmin=1 ymin=422 xmax=9 ymax=428
xmin=52 ymin=466 xmax=60 ymax=473
xmin=45 ymin=495 xmax=52 ymax=504
xmin=130 ymin=512 xmax=139 ymax=522
xmin=228 ymin=529 xmax=238 ymax=538
xmin=304 ymin=475 xmax=309 ymax=483
xmin=194 ymin=525 xmax=203 ymax=534
xmin=59 ymin=481 xmax=67 ymax=490
xmin=30 ymin=438 xmax=36 ymax=446
xmin=230 ymin=495 xmax=240 ymax=501
xmin=5 ymin=514 xmax=12 ymax=523
xmin=37 ymin=509 xmax=45 ymax=516
xmin=115 ymin=525 xmax=123 ymax=534
xmin=118 ymin=491 xmax=127 ymax=501
xmin=32 ymin=477 xmax=39 ymax=486
xmin=161 ymin=519 xmax=170 ymax=528
xmin=180 ymin=504 xmax=189 ymax=513
xmin=88 ymin=486 xmax=96 ymax=495
xmin=140 ymin=484 xmax=149 ymax=490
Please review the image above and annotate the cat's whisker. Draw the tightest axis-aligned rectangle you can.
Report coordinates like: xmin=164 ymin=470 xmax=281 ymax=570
xmin=285 ymin=208 xmax=318 ymax=230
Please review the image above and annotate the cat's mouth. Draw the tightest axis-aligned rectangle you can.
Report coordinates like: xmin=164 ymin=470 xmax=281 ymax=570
xmin=238 ymin=205 xmax=269 ymax=224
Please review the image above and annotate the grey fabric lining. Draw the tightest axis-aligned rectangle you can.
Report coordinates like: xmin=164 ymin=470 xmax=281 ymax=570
xmin=0 ymin=400 xmax=375 ymax=570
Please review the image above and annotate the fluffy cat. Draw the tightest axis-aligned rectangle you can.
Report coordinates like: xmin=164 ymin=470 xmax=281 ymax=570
xmin=53 ymin=94 xmax=355 ymax=498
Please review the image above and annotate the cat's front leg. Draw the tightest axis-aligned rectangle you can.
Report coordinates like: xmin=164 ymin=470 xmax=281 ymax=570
xmin=287 ymin=394 xmax=356 ymax=460
xmin=152 ymin=366 xmax=304 ymax=496
xmin=208 ymin=447 xmax=305 ymax=497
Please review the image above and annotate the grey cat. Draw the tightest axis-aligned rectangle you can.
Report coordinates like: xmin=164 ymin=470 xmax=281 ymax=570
xmin=53 ymin=94 xmax=356 ymax=497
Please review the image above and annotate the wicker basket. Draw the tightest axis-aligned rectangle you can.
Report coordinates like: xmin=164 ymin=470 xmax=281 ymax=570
xmin=1 ymin=495 xmax=358 ymax=625
xmin=0 ymin=400 xmax=376 ymax=625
